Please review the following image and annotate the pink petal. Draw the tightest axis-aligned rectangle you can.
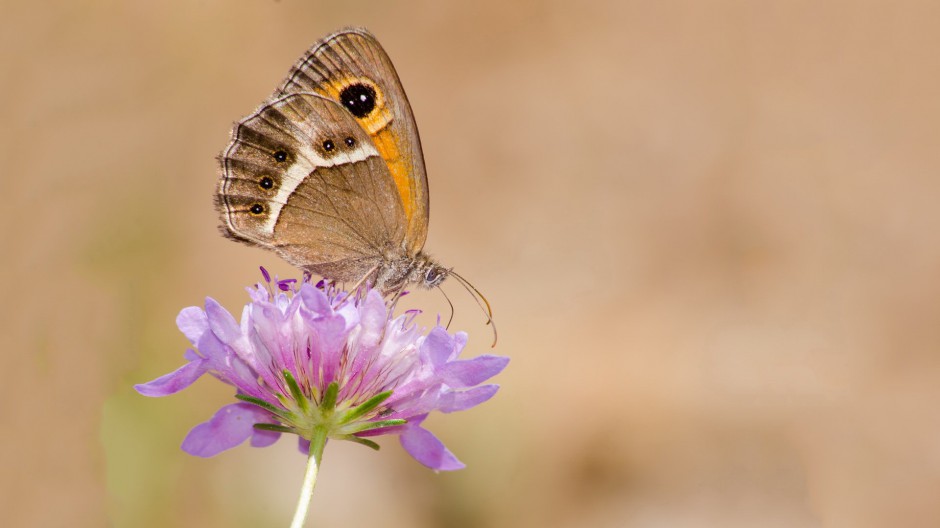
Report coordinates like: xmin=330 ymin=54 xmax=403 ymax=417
xmin=251 ymin=427 xmax=281 ymax=448
xmin=299 ymin=283 xmax=331 ymax=315
xmin=386 ymin=389 xmax=443 ymax=419
xmin=181 ymin=403 xmax=272 ymax=457
xmin=309 ymin=315 xmax=348 ymax=383
xmin=176 ymin=307 xmax=209 ymax=346
xmin=134 ymin=354 xmax=207 ymax=397
xmin=440 ymin=355 xmax=509 ymax=388
xmin=246 ymin=283 xmax=269 ymax=303
xmin=204 ymin=297 xmax=242 ymax=345
xmin=438 ymin=385 xmax=500 ymax=413
xmin=195 ymin=331 xmax=229 ymax=361
xmin=421 ymin=327 xmax=454 ymax=366
xmin=400 ymin=425 xmax=465 ymax=471
xmin=297 ymin=437 xmax=311 ymax=455
xmin=357 ymin=290 xmax=388 ymax=348
xmin=336 ymin=302 xmax=360 ymax=332
xmin=453 ymin=331 xmax=468 ymax=355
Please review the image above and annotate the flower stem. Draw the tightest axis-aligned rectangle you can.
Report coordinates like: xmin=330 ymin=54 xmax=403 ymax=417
xmin=289 ymin=426 xmax=328 ymax=528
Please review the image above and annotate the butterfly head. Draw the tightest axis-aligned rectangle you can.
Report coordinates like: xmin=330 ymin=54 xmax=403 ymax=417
xmin=422 ymin=264 xmax=449 ymax=288
xmin=401 ymin=253 xmax=448 ymax=290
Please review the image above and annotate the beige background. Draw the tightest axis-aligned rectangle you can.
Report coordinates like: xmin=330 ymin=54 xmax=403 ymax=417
xmin=5 ymin=1 xmax=940 ymax=527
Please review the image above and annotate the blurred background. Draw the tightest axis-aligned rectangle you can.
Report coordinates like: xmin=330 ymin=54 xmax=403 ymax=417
xmin=5 ymin=1 xmax=940 ymax=526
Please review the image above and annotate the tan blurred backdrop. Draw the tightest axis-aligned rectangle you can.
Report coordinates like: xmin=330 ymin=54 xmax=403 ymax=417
xmin=5 ymin=1 xmax=940 ymax=527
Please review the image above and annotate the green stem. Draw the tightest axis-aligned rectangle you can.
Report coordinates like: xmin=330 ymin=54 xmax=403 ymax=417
xmin=289 ymin=427 xmax=328 ymax=528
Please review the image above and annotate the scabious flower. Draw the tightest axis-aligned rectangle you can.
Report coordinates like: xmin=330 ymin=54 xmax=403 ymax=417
xmin=136 ymin=271 xmax=508 ymax=475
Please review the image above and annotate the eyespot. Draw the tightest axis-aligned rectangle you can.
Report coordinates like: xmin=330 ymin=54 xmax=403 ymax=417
xmin=344 ymin=137 xmax=356 ymax=147
xmin=339 ymin=83 xmax=377 ymax=118
xmin=273 ymin=150 xmax=288 ymax=162
xmin=249 ymin=203 xmax=265 ymax=215
xmin=259 ymin=177 xmax=274 ymax=190
xmin=322 ymin=139 xmax=335 ymax=152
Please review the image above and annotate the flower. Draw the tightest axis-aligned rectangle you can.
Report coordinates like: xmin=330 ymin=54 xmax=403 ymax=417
xmin=135 ymin=272 xmax=508 ymax=471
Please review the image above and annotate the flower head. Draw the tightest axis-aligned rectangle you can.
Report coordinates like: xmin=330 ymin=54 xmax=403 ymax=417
xmin=136 ymin=271 xmax=508 ymax=471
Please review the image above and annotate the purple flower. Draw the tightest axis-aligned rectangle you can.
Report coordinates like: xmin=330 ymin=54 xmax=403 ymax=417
xmin=136 ymin=276 xmax=508 ymax=471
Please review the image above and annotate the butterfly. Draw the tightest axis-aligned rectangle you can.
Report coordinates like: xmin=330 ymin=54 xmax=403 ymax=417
xmin=215 ymin=27 xmax=492 ymax=326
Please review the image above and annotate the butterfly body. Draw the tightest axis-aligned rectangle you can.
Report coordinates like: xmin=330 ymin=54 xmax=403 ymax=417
xmin=216 ymin=28 xmax=448 ymax=294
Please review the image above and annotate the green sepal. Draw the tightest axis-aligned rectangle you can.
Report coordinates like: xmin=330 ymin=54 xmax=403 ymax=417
xmin=343 ymin=419 xmax=406 ymax=434
xmin=253 ymin=423 xmax=295 ymax=434
xmin=283 ymin=370 xmax=310 ymax=413
xmin=320 ymin=381 xmax=339 ymax=411
xmin=338 ymin=390 xmax=393 ymax=425
xmin=235 ymin=394 xmax=292 ymax=420
xmin=340 ymin=435 xmax=381 ymax=451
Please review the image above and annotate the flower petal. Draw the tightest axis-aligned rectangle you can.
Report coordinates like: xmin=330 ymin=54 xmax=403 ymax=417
xmin=246 ymin=283 xmax=269 ymax=303
xmin=299 ymin=283 xmax=331 ymax=315
xmin=297 ymin=436 xmax=311 ymax=455
xmin=251 ymin=427 xmax=281 ymax=448
xmin=438 ymin=384 xmax=500 ymax=413
xmin=400 ymin=424 xmax=465 ymax=471
xmin=309 ymin=314 xmax=348 ymax=384
xmin=336 ymin=302 xmax=360 ymax=332
xmin=134 ymin=354 xmax=207 ymax=397
xmin=176 ymin=307 xmax=209 ymax=346
xmin=440 ymin=355 xmax=510 ymax=388
xmin=204 ymin=297 xmax=242 ymax=346
xmin=421 ymin=327 xmax=454 ymax=367
xmin=181 ymin=403 xmax=273 ymax=457
xmin=357 ymin=290 xmax=388 ymax=349
xmin=453 ymin=331 xmax=468 ymax=354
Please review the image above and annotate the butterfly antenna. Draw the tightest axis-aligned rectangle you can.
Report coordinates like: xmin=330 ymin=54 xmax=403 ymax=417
xmin=449 ymin=270 xmax=498 ymax=347
xmin=436 ymin=284 xmax=456 ymax=330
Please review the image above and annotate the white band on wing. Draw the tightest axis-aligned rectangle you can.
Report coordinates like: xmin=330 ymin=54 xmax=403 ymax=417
xmin=261 ymin=140 xmax=380 ymax=234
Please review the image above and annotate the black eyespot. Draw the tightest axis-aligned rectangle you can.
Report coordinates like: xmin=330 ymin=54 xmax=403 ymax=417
xmin=273 ymin=150 xmax=288 ymax=162
xmin=344 ymin=137 xmax=356 ymax=147
xmin=249 ymin=203 xmax=265 ymax=215
xmin=339 ymin=83 xmax=377 ymax=118
xmin=259 ymin=177 xmax=274 ymax=190
xmin=322 ymin=139 xmax=335 ymax=152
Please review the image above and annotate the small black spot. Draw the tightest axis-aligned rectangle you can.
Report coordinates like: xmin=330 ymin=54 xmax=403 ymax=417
xmin=273 ymin=150 xmax=288 ymax=162
xmin=344 ymin=137 xmax=356 ymax=147
xmin=323 ymin=139 xmax=335 ymax=152
xmin=339 ymin=83 xmax=377 ymax=118
xmin=250 ymin=203 xmax=265 ymax=215
xmin=259 ymin=177 xmax=274 ymax=190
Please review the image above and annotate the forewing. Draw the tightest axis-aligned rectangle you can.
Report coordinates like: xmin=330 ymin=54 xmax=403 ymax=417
xmin=274 ymin=27 xmax=429 ymax=253
xmin=217 ymin=92 xmax=407 ymax=281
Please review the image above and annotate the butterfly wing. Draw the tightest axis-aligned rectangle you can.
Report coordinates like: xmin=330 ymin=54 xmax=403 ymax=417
xmin=217 ymin=92 xmax=408 ymax=282
xmin=274 ymin=27 xmax=430 ymax=254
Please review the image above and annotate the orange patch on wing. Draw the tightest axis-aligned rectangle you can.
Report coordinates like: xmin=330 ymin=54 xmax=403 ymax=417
xmin=314 ymin=78 xmax=414 ymax=220
xmin=371 ymin=129 xmax=415 ymax=223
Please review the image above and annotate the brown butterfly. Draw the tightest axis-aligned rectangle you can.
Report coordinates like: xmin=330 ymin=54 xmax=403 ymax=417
xmin=215 ymin=28 xmax=491 ymax=323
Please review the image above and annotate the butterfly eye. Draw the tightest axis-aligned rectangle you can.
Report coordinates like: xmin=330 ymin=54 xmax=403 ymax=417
xmin=249 ymin=203 xmax=265 ymax=216
xmin=344 ymin=137 xmax=356 ymax=147
xmin=259 ymin=177 xmax=274 ymax=190
xmin=340 ymin=83 xmax=377 ymax=118
xmin=322 ymin=139 xmax=335 ymax=152
xmin=425 ymin=267 xmax=444 ymax=286
xmin=273 ymin=150 xmax=288 ymax=162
